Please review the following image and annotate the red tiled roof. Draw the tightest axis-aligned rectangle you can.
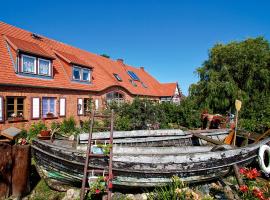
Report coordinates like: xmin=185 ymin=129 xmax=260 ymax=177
xmin=0 ymin=21 xmax=182 ymax=98
xmin=54 ymin=50 xmax=92 ymax=68
xmin=5 ymin=35 xmax=54 ymax=59
xmin=159 ymin=83 xmax=178 ymax=97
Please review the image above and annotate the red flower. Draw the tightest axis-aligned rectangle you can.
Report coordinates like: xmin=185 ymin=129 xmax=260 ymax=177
xmin=21 ymin=138 xmax=27 ymax=145
xmin=108 ymin=182 xmax=113 ymax=189
xmin=95 ymin=189 xmax=100 ymax=194
xmin=246 ymin=168 xmax=260 ymax=179
xmin=251 ymin=168 xmax=260 ymax=177
xmin=239 ymin=167 xmax=247 ymax=175
xmin=239 ymin=185 xmax=248 ymax=193
xmin=253 ymin=188 xmax=265 ymax=200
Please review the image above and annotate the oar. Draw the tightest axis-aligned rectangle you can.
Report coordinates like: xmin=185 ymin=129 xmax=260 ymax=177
xmin=233 ymin=100 xmax=242 ymax=146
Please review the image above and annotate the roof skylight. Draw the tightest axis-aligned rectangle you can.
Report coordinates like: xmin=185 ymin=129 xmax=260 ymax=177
xmin=129 ymin=79 xmax=137 ymax=87
xmin=113 ymin=73 xmax=122 ymax=81
xmin=127 ymin=71 xmax=140 ymax=81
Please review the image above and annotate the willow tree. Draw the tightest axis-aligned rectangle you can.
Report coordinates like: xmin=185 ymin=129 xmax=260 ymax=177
xmin=190 ymin=37 xmax=270 ymax=132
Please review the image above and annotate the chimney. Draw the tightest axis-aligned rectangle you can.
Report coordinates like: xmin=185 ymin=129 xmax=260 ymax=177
xmin=117 ymin=58 xmax=124 ymax=64
xmin=140 ymin=67 xmax=145 ymax=71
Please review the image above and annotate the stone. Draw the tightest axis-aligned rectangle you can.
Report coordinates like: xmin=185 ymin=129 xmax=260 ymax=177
xmin=62 ymin=188 xmax=80 ymax=200
xmin=126 ymin=194 xmax=136 ymax=200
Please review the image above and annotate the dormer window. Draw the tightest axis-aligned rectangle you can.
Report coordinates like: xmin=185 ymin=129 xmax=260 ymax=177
xmin=113 ymin=73 xmax=122 ymax=81
xmin=22 ymin=55 xmax=36 ymax=74
xmin=82 ymin=69 xmax=90 ymax=81
xmin=72 ymin=66 xmax=91 ymax=82
xmin=38 ymin=58 xmax=51 ymax=76
xmin=21 ymin=54 xmax=52 ymax=76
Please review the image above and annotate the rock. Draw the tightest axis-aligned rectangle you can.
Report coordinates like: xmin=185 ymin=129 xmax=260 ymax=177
xmin=126 ymin=194 xmax=136 ymax=200
xmin=112 ymin=192 xmax=126 ymax=200
xmin=62 ymin=188 xmax=80 ymax=200
xmin=134 ymin=193 xmax=148 ymax=200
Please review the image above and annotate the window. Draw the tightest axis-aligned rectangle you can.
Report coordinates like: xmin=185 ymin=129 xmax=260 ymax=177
xmin=113 ymin=73 xmax=122 ymax=81
xmin=42 ymin=97 xmax=56 ymax=118
xmin=38 ymin=58 xmax=51 ymax=76
xmin=160 ymin=97 xmax=172 ymax=103
xmin=21 ymin=54 xmax=52 ymax=77
xmin=72 ymin=66 xmax=91 ymax=82
xmin=6 ymin=97 xmax=25 ymax=120
xmin=82 ymin=69 xmax=90 ymax=81
xmin=106 ymin=92 xmax=124 ymax=105
xmin=127 ymin=70 xmax=140 ymax=81
xmin=83 ymin=98 xmax=92 ymax=114
xmin=73 ymin=67 xmax=81 ymax=80
xmin=129 ymin=79 xmax=137 ymax=87
xmin=22 ymin=55 xmax=36 ymax=74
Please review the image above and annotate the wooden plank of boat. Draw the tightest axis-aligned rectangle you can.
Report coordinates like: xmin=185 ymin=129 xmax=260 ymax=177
xmin=79 ymin=129 xmax=229 ymax=140
xmin=31 ymin=137 xmax=270 ymax=188
xmin=192 ymin=132 xmax=224 ymax=145
xmin=32 ymin=138 xmax=269 ymax=173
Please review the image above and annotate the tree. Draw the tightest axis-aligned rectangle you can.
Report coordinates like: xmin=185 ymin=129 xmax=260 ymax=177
xmin=190 ymin=37 xmax=270 ymax=132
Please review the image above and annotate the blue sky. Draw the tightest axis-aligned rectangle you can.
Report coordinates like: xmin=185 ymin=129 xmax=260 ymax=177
xmin=1 ymin=0 xmax=270 ymax=95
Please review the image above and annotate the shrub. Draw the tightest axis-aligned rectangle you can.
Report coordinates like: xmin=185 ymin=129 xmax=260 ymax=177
xmin=59 ymin=117 xmax=79 ymax=136
xmin=28 ymin=121 xmax=47 ymax=142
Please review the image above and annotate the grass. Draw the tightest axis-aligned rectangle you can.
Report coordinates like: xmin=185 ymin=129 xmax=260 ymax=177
xmin=27 ymin=179 xmax=65 ymax=200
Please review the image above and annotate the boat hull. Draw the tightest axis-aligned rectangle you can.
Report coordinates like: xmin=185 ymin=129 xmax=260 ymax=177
xmin=31 ymin=129 xmax=270 ymax=189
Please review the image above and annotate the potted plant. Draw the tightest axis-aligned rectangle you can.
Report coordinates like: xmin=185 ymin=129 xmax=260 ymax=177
xmin=10 ymin=113 xmax=24 ymax=121
xmin=46 ymin=112 xmax=54 ymax=118
xmin=40 ymin=125 xmax=50 ymax=137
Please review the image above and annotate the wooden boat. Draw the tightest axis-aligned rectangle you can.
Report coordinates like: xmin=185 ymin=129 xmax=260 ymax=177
xmin=31 ymin=128 xmax=270 ymax=189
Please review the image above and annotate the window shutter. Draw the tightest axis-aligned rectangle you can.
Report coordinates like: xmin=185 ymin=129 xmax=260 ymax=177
xmin=32 ymin=97 xmax=40 ymax=119
xmin=77 ymin=98 xmax=83 ymax=115
xmin=59 ymin=98 xmax=66 ymax=117
xmin=0 ymin=96 xmax=3 ymax=122
xmin=95 ymin=99 xmax=99 ymax=110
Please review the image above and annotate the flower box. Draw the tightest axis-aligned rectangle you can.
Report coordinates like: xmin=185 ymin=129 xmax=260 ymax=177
xmin=40 ymin=130 xmax=51 ymax=137
xmin=46 ymin=112 xmax=54 ymax=118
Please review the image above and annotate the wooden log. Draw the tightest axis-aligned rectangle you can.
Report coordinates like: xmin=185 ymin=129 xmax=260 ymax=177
xmin=233 ymin=164 xmax=244 ymax=186
xmin=192 ymin=132 xmax=224 ymax=145
xmin=0 ymin=143 xmax=12 ymax=198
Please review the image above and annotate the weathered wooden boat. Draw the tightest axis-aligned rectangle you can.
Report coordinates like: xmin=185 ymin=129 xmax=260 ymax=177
xmin=31 ymin=128 xmax=270 ymax=189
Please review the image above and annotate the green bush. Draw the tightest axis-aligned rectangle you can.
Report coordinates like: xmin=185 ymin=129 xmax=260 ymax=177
xmin=108 ymin=97 xmax=202 ymax=131
xmin=28 ymin=121 xmax=47 ymax=142
xmin=59 ymin=117 xmax=79 ymax=136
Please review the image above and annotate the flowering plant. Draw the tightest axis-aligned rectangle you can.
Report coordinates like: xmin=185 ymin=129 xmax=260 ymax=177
xmin=87 ymin=176 xmax=108 ymax=199
xmin=238 ymin=167 xmax=270 ymax=200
